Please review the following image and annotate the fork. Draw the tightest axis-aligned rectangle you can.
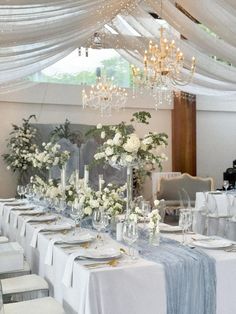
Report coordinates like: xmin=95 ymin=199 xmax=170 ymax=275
xmin=84 ymin=259 xmax=119 ymax=268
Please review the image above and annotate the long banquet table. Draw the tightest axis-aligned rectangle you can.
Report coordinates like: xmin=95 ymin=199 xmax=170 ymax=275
xmin=1 ymin=202 xmax=236 ymax=314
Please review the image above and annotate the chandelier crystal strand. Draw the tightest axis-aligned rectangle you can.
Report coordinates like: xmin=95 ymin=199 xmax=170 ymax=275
xmin=82 ymin=76 xmax=128 ymax=117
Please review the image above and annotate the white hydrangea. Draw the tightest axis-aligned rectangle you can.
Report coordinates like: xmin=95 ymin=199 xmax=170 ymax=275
xmin=123 ymin=133 xmax=140 ymax=153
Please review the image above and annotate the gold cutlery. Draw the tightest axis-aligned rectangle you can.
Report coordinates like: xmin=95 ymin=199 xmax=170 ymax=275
xmin=84 ymin=259 xmax=119 ymax=268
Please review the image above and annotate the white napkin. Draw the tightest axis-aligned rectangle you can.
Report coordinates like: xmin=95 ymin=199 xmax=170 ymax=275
xmin=14 ymin=209 xmax=45 ymax=228
xmin=20 ymin=218 xmax=34 ymax=237
xmin=30 ymin=223 xmax=72 ymax=248
xmin=62 ymin=250 xmax=84 ymax=288
xmin=0 ymin=198 xmax=15 ymax=202
xmin=5 ymin=208 xmax=12 ymax=223
xmin=30 ymin=227 xmax=45 ymax=248
xmin=45 ymin=237 xmax=62 ymax=266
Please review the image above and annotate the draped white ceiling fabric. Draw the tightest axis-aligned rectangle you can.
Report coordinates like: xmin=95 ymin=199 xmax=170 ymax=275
xmin=0 ymin=0 xmax=236 ymax=96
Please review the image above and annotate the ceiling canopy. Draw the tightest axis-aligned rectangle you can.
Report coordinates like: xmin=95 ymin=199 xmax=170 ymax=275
xmin=0 ymin=0 xmax=236 ymax=96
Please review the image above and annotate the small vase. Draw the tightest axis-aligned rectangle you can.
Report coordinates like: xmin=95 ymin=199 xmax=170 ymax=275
xmin=149 ymin=230 xmax=160 ymax=246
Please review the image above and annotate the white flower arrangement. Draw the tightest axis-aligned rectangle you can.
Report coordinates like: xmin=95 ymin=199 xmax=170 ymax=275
xmin=29 ymin=142 xmax=70 ymax=170
xmin=3 ymin=115 xmax=37 ymax=173
xmin=147 ymin=205 xmax=161 ymax=234
xmin=92 ymin=112 xmax=168 ymax=169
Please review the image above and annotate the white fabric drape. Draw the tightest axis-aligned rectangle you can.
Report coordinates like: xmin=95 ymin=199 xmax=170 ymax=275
xmin=146 ymin=0 xmax=236 ymax=67
xmin=175 ymin=0 xmax=236 ymax=47
xmin=0 ymin=0 xmax=136 ymax=87
xmin=0 ymin=0 xmax=236 ymax=96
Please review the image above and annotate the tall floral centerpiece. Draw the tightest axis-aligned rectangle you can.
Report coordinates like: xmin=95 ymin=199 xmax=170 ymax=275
xmin=2 ymin=115 xmax=38 ymax=184
xmin=92 ymin=111 xmax=168 ymax=218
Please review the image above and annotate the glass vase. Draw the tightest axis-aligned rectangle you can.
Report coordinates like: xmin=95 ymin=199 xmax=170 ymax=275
xmin=126 ymin=165 xmax=133 ymax=219
xmin=149 ymin=229 xmax=160 ymax=246
xmin=60 ymin=164 xmax=67 ymax=197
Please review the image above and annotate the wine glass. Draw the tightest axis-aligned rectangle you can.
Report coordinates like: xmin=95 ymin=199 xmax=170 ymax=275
xmin=122 ymin=221 xmax=139 ymax=259
xmin=17 ymin=185 xmax=24 ymax=199
xmin=141 ymin=200 xmax=151 ymax=221
xmin=223 ymin=180 xmax=229 ymax=191
xmin=70 ymin=200 xmax=84 ymax=235
xmin=179 ymin=209 xmax=192 ymax=245
xmin=25 ymin=185 xmax=34 ymax=202
xmin=92 ymin=208 xmax=107 ymax=244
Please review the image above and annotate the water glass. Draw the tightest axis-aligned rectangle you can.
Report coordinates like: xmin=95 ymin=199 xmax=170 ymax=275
xmin=70 ymin=200 xmax=84 ymax=235
xmin=92 ymin=208 xmax=108 ymax=243
xmin=122 ymin=220 xmax=139 ymax=258
xmin=179 ymin=209 xmax=192 ymax=245
xmin=141 ymin=200 xmax=151 ymax=219
xmin=17 ymin=185 xmax=24 ymax=199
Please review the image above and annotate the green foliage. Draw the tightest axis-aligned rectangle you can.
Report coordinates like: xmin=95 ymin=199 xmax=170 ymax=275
xmin=131 ymin=111 xmax=151 ymax=124
xmin=2 ymin=115 xmax=38 ymax=174
xmin=50 ymin=119 xmax=84 ymax=147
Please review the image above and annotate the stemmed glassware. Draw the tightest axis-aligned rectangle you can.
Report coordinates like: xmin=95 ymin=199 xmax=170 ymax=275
xmin=17 ymin=185 xmax=24 ymax=199
xmin=179 ymin=209 xmax=192 ymax=245
xmin=70 ymin=200 xmax=84 ymax=235
xmin=223 ymin=180 xmax=229 ymax=191
xmin=141 ymin=200 xmax=151 ymax=221
xmin=25 ymin=185 xmax=34 ymax=203
xmin=92 ymin=208 xmax=108 ymax=244
xmin=122 ymin=220 xmax=139 ymax=259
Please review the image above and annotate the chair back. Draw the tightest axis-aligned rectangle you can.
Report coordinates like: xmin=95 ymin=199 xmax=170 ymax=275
xmin=157 ymin=173 xmax=214 ymax=202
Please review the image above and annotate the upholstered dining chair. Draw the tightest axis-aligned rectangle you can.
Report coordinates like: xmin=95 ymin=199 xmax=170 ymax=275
xmin=156 ymin=173 xmax=214 ymax=220
xmin=0 ymin=280 xmax=65 ymax=314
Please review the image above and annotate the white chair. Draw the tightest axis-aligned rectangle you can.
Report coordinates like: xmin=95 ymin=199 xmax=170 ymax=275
xmin=4 ymin=297 xmax=65 ymax=314
xmin=0 ymin=260 xmax=31 ymax=280
xmin=2 ymin=274 xmax=49 ymax=303
xmin=0 ymin=237 xmax=8 ymax=245
xmin=0 ymin=280 xmax=65 ymax=314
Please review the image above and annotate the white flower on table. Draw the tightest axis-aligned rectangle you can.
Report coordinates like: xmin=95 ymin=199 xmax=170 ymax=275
xmin=97 ymin=123 xmax=102 ymax=129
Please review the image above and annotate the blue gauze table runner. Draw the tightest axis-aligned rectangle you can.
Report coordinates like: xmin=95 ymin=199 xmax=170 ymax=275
xmin=138 ymin=236 xmax=216 ymax=314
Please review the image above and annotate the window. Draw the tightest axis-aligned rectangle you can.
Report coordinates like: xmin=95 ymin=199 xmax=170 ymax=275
xmin=30 ymin=48 xmax=131 ymax=88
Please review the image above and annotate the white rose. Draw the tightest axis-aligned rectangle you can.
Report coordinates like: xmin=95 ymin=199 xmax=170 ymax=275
xmin=125 ymin=155 xmax=133 ymax=163
xmin=107 ymin=139 xmax=113 ymax=146
xmin=68 ymin=191 xmax=73 ymax=196
xmin=111 ymin=155 xmax=118 ymax=163
xmin=101 ymin=131 xmax=106 ymax=139
xmin=123 ymin=134 xmax=140 ymax=153
xmin=84 ymin=207 xmax=92 ymax=216
xmin=105 ymin=147 xmax=113 ymax=156
xmin=154 ymin=200 xmax=160 ymax=207
xmin=97 ymin=123 xmax=102 ymax=129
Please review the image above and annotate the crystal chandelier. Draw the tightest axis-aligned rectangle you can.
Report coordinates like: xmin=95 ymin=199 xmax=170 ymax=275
xmin=82 ymin=76 xmax=128 ymax=116
xmin=131 ymin=27 xmax=196 ymax=109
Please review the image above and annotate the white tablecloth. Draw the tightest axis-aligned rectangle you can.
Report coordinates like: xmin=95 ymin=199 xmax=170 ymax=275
xmin=1 ymin=203 xmax=236 ymax=314
xmin=194 ymin=192 xmax=236 ymax=239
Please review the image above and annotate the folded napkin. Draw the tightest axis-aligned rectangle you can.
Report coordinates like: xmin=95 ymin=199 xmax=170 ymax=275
xmin=45 ymin=237 xmax=62 ymax=266
xmin=20 ymin=217 xmax=36 ymax=237
xmin=30 ymin=223 xmax=72 ymax=248
xmin=30 ymin=227 xmax=46 ymax=248
xmin=5 ymin=205 xmax=34 ymax=224
xmin=13 ymin=209 xmax=44 ymax=228
xmin=62 ymin=250 xmax=84 ymax=288
xmin=0 ymin=198 xmax=15 ymax=202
